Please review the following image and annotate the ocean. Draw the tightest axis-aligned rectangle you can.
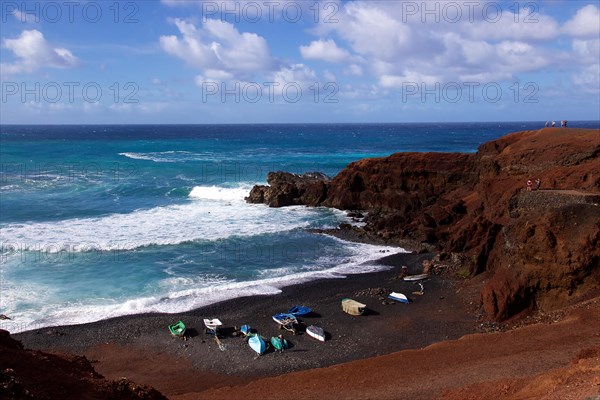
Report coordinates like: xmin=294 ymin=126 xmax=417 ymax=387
xmin=1 ymin=122 xmax=598 ymax=333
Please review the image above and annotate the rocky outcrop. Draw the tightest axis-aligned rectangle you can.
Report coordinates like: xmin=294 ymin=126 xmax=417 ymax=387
xmin=246 ymin=128 xmax=600 ymax=321
xmin=245 ymin=171 xmax=329 ymax=207
xmin=0 ymin=329 xmax=166 ymax=400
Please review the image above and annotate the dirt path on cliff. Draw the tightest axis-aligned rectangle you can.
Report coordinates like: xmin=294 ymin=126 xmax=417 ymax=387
xmin=180 ymin=299 xmax=600 ymax=400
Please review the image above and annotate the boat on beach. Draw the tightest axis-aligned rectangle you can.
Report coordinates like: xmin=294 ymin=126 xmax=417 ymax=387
xmin=403 ymin=274 xmax=429 ymax=281
xmin=272 ymin=313 xmax=298 ymax=333
xmin=270 ymin=335 xmax=289 ymax=351
xmin=288 ymin=305 xmax=312 ymax=316
xmin=342 ymin=298 xmax=367 ymax=315
xmin=240 ymin=324 xmax=251 ymax=337
xmin=203 ymin=318 xmax=223 ymax=336
xmin=388 ymin=292 xmax=409 ymax=303
xmin=168 ymin=320 xmax=186 ymax=337
xmin=306 ymin=325 xmax=326 ymax=342
xmin=248 ymin=334 xmax=267 ymax=355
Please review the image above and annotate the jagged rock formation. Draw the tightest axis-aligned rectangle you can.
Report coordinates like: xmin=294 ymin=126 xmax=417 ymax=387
xmin=246 ymin=128 xmax=600 ymax=321
xmin=245 ymin=171 xmax=329 ymax=207
xmin=0 ymin=329 xmax=166 ymax=400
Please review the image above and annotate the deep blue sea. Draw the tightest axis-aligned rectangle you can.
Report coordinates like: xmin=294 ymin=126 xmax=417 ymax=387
xmin=1 ymin=122 xmax=598 ymax=332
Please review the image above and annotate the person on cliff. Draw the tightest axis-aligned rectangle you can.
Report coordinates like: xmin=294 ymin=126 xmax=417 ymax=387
xmin=535 ymin=178 xmax=541 ymax=190
xmin=527 ymin=180 xmax=532 ymax=191
xmin=552 ymin=121 xmax=556 ymax=127
xmin=545 ymin=121 xmax=549 ymax=128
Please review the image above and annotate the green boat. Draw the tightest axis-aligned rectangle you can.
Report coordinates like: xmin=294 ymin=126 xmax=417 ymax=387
xmin=270 ymin=335 xmax=289 ymax=352
xmin=168 ymin=320 xmax=186 ymax=337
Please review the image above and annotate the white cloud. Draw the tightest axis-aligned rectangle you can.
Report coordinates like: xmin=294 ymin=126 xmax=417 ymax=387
xmin=464 ymin=6 xmax=560 ymax=40
xmin=573 ymin=64 xmax=600 ymax=93
xmin=1 ymin=30 xmax=80 ymax=76
xmin=336 ymin=2 xmax=412 ymax=62
xmin=160 ymin=18 xmax=272 ymax=79
xmin=271 ymin=63 xmax=318 ymax=86
xmin=344 ymin=64 xmax=362 ymax=76
xmin=300 ymin=39 xmax=351 ymax=63
xmin=323 ymin=69 xmax=336 ymax=82
xmin=562 ymin=4 xmax=600 ymax=37
xmin=572 ymin=39 xmax=600 ymax=62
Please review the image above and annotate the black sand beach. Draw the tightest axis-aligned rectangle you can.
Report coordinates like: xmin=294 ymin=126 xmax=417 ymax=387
xmin=15 ymin=251 xmax=478 ymax=396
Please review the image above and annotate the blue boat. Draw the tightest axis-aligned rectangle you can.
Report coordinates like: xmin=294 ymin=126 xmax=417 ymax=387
xmin=248 ymin=334 xmax=267 ymax=355
xmin=272 ymin=313 xmax=298 ymax=333
xmin=288 ymin=305 xmax=312 ymax=316
xmin=240 ymin=324 xmax=251 ymax=336
xmin=388 ymin=292 xmax=409 ymax=304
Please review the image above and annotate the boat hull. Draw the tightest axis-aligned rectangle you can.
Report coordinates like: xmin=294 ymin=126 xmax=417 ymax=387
xmin=388 ymin=292 xmax=409 ymax=303
xmin=168 ymin=321 xmax=186 ymax=337
xmin=306 ymin=325 xmax=325 ymax=342
xmin=270 ymin=336 xmax=289 ymax=351
xmin=248 ymin=334 xmax=266 ymax=355
xmin=288 ymin=305 xmax=312 ymax=316
xmin=403 ymin=274 xmax=429 ymax=281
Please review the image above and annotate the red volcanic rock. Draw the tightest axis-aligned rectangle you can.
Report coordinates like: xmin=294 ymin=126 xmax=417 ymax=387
xmin=245 ymin=171 xmax=329 ymax=207
xmin=0 ymin=329 xmax=166 ymax=400
xmin=328 ymin=128 xmax=599 ymax=321
xmin=245 ymin=128 xmax=599 ymax=321
xmin=324 ymin=152 xmax=476 ymax=211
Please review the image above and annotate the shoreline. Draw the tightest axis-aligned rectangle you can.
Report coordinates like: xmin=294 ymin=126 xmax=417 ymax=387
xmin=15 ymin=251 xmax=479 ymax=396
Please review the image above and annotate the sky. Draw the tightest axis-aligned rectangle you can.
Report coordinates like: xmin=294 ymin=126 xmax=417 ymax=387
xmin=0 ymin=0 xmax=599 ymax=124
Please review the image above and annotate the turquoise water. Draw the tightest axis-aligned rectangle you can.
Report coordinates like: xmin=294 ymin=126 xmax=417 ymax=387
xmin=1 ymin=122 xmax=598 ymax=332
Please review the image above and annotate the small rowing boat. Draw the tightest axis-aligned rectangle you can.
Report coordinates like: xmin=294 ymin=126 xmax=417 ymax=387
xmin=388 ymin=292 xmax=409 ymax=304
xmin=203 ymin=318 xmax=223 ymax=335
xmin=272 ymin=313 xmax=298 ymax=333
xmin=168 ymin=320 xmax=186 ymax=337
xmin=288 ymin=305 xmax=312 ymax=316
xmin=240 ymin=324 xmax=251 ymax=337
xmin=270 ymin=335 xmax=289 ymax=351
xmin=403 ymin=274 xmax=429 ymax=281
xmin=306 ymin=325 xmax=325 ymax=342
xmin=341 ymin=298 xmax=366 ymax=315
xmin=248 ymin=334 xmax=267 ymax=355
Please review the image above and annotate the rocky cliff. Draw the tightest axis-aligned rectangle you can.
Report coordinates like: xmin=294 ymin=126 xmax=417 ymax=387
xmin=247 ymin=128 xmax=600 ymax=321
xmin=245 ymin=171 xmax=329 ymax=207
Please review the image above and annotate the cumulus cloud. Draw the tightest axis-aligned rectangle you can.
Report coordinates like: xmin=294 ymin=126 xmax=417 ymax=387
xmin=573 ymin=64 xmax=600 ymax=93
xmin=1 ymin=30 xmax=80 ymax=76
xmin=300 ymin=39 xmax=351 ymax=63
xmin=159 ymin=18 xmax=272 ymax=80
xmin=309 ymin=1 xmax=595 ymax=87
xmin=562 ymin=4 xmax=600 ymax=37
xmin=464 ymin=6 xmax=560 ymax=40
xmin=336 ymin=2 xmax=413 ymax=62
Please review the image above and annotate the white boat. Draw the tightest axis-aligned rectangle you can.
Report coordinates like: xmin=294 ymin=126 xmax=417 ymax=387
xmin=306 ymin=325 xmax=326 ymax=342
xmin=388 ymin=292 xmax=409 ymax=304
xmin=203 ymin=318 xmax=223 ymax=335
xmin=403 ymin=274 xmax=429 ymax=281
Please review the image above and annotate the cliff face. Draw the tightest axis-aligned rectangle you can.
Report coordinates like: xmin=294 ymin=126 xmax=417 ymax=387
xmin=0 ymin=329 xmax=166 ymax=400
xmin=247 ymin=128 xmax=600 ymax=321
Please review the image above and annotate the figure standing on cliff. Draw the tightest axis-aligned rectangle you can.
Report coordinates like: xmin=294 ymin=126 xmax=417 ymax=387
xmin=545 ymin=121 xmax=549 ymax=127
xmin=535 ymin=178 xmax=541 ymax=190
xmin=527 ymin=180 xmax=532 ymax=191
xmin=552 ymin=121 xmax=556 ymax=127
xmin=562 ymin=120 xmax=568 ymax=127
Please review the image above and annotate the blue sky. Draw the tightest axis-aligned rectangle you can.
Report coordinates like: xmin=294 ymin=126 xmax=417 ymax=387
xmin=1 ymin=0 xmax=599 ymax=123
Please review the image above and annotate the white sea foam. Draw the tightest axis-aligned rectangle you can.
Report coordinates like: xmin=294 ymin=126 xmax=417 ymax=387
xmin=0 ymin=186 xmax=316 ymax=253
xmin=188 ymin=185 xmax=252 ymax=202
xmin=119 ymin=151 xmax=215 ymax=163
xmin=1 ymin=241 xmax=407 ymax=333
